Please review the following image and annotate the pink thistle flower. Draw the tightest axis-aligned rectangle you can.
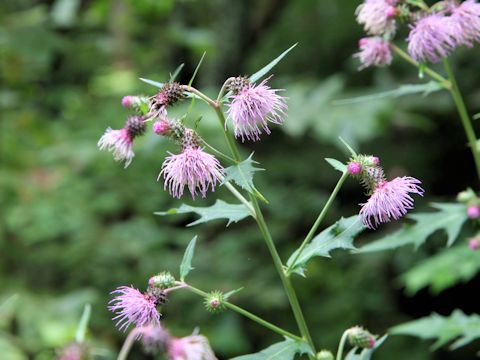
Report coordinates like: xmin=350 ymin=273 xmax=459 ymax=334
xmin=348 ymin=162 xmax=363 ymax=175
xmin=159 ymin=146 xmax=223 ymax=199
xmin=355 ymin=0 xmax=397 ymax=35
xmin=153 ymin=119 xmax=171 ymax=136
xmin=360 ymin=176 xmax=424 ymax=229
xmin=450 ymin=0 xmax=480 ymax=46
xmin=467 ymin=204 xmax=480 ymax=218
xmin=108 ymin=286 xmax=160 ymax=331
xmin=137 ymin=324 xmax=170 ymax=355
xmin=372 ymin=156 xmax=380 ymax=166
xmin=167 ymin=334 xmax=217 ymax=360
xmin=98 ymin=128 xmax=134 ymax=167
xmin=469 ymin=237 xmax=480 ymax=250
xmin=407 ymin=14 xmax=458 ymax=63
xmin=227 ymin=78 xmax=287 ymax=141
xmin=354 ymin=37 xmax=392 ymax=70
xmin=122 ymin=96 xmax=136 ymax=108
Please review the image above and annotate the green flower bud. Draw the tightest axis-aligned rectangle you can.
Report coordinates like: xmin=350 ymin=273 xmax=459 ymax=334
xmin=457 ymin=188 xmax=476 ymax=203
xmin=347 ymin=326 xmax=376 ymax=349
xmin=148 ymin=271 xmax=176 ymax=289
xmin=204 ymin=291 xmax=226 ymax=314
xmin=316 ymin=349 xmax=334 ymax=360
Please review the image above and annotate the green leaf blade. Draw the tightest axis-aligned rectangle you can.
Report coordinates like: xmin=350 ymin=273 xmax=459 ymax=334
xmin=287 ymin=216 xmax=365 ymax=276
xmin=139 ymin=77 xmax=164 ymax=88
xmin=231 ymin=338 xmax=312 ymax=360
xmin=325 ymin=158 xmax=347 ymax=173
xmin=180 ymin=236 xmax=197 ymax=282
xmin=358 ymin=203 xmax=467 ymax=253
xmin=155 ymin=200 xmax=251 ymax=227
xmin=223 ymin=154 xmax=264 ymax=195
xmin=249 ymin=43 xmax=297 ymax=83
xmin=390 ymin=310 xmax=480 ymax=350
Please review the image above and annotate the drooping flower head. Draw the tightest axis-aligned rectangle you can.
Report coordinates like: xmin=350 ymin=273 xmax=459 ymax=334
xmin=347 ymin=326 xmax=376 ymax=349
xmin=450 ymin=0 xmax=480 ymax=46
xmin=355 ymin=0 xmax=398 ymax=35
xmin=407 ymin=13 xmax=458 ymax=63
xmin=108 ymin=285 xmax=164 ymax=331
xmin=354 ymin=37 xmax=392 ymax=70
xmin=149 ymin=82 xmax=185 ymax=118
xmin=226 ymin=76 xmax=287 ymax=141
xmin=350 ymin=155 xmax=424 ymax=229
xmin=167 ymin=333 xmax=217 ymax=360
xmin=98 ymin=115 xmax=146 ymax=167
xmin=159 ymin=129 xmax=223 ymax=199
xmin=136 ymin=324 xmax=171 ymax=355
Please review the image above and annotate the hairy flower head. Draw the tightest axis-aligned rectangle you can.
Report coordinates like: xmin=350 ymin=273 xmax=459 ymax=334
xmin=227 ymin=77 xmax=287 ymax=141
xmin=354 ymin=37 xmax=392 ymax=69
xmin=167 ymin=334 xmax=217 ymax=360
xmin=450 ymin=0 xmax=480 ymax=46
xmin=355 ymin=0 xmax=397 ymax=35
xmin=108 ymin=286 xmax=160 ymax=331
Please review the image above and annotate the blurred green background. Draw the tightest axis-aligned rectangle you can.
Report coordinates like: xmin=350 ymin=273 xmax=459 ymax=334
xmin=2 ymin=0 xmax=480 ymax=359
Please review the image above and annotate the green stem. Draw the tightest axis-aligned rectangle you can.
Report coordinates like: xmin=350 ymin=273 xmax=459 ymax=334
xmin=183 ymin=283 xmax=303 ymax=342
xmin=390 ymin=44 xmax=451 ymax=89
xmin=443 ymin=59 xmax=480 ymax=181
xmin=201 ymin=138 xmax=237 ymax=164
xmin=117 ymin=328 xmax=139 ymax=360
xmin=335 ymin=330 xmax=349 ymax=360
xmin=286 ymin=171 xmax=349 ymax=275
xmin=223 ymin=180 xmax=256 ymax=217
xmin=214 ymin=106 xmax=242 ymax=160
xmin=182 ymin=85 xmax=218 ymax=108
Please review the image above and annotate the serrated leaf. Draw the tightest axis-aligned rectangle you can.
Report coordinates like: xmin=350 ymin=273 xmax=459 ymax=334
xmin=180 ymin=236 xmax=197 ymax=281
xmin=391 ymin=310 xmax=480 ymax=350
xmin=287 ymin=216 xmax=365 ymax=276
xmin=154 ymin=200 xmax=251 ymax=227
xmin=345 ymin=335 xmax=388 ymax=360
xmin=231 ymin=338 xmax=312 ymax=360
xmin=249 ymin=43 xmax=297 ymax=83
xmin=334 ymin=81 xmax=444 ymax=105
xmin=139 ymin=77 xmax=164 ymax=88
xmin=223 ymin=154 xmax=264 ymax=194
xmin=325 ymin=158 xmax=347 ymax=173
xmin=357 ymin=203 xmax=467 ymax=253
xmin=400 ymin=246 xmax=480 ymax=295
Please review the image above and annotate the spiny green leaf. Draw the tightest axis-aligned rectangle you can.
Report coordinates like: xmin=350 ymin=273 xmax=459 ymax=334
xmin=75 ymin=304 xmax=91 ymax=343
xmin=154 ymin=200 xmax=251 ymax=227
xmin=345 ymin=335 xmax=388 ymax=360
xmin=333 ymin=81 xmax=443 ymax=105
xmin=357 ymin=203 xmax=467 ymax=253
xmin=249 ymin=43 xmax=297 ymax=83
xmin=169 ymin=63 xmax=184 ymax=82
xmin=139 ymin=77 xmax=163 ymax=88
xmin=180 ymin=236 xmax=197 ymax=281
xmin=391 ymin=310 xmax=480 ymax=350
xmin=224 ymin=287 xmax=244 ymax=300
xmin=287 ymin=216 xmax=365 ymax=276
xmin=231 ymin=338 xmax=312 ymax=360
xmin=400 ymin=246 xmax=480 ymax=295
xmin=223 ymin=154 xmax=264 ymax=195
xmin=338 ymin=137 xmax=357 ymax=156
xmin=325 ymin=158 xmax=347 ymax=173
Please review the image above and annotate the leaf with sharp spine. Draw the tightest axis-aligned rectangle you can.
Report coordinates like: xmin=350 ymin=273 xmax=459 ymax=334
xmin=223 ymin=154 xmax=264 ymax=195
xmin=249 ymin=43 xmax=297 ymax=83
xmin=155 ymin=200 xmax=251 ymax=227
xmin=325 ymin=158 xmax=347 ymax=173
xmin=180 ymin=236 xmax=197 ymax=281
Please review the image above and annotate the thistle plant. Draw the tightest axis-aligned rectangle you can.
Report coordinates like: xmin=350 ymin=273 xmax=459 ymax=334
xmin=96 ymin=1 xmax=480 ymax=359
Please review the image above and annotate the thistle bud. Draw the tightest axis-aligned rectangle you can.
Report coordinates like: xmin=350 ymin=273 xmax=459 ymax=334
xmin=457 ymin=188 xmax=476 ymax=203
xmin=149 ymin=272 xmax=176 ymax=289
xmin=146 ymin=287 xmax=168 ymax=306
xmin=347 ymin=326 xmax=376 ymax=349
xmin=469 ymin=237 xmax=480 ymax=251
xmin=316 ymin=350 xmax=334 ymax=360
xmin=182 ymin=128 xmax=201 ymax=148
xmin=467 ymin=205 xmax=480 ymax=219
xmin=125 ymin=115 xmax=147 ymax=138
xmin=227 ymin=76 xmax=250 ymax=94
xmin=153 ymin=119 xmax=171 ymax=136
xmin=204 ymin=291 xmax=226 ymax=314
xmin=347 ymin=162 xmax=362 ymax=175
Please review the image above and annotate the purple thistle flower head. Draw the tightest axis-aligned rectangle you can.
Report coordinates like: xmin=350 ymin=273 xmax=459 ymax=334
xmin=360 ymin=176 xmax=424 ymax=229
xmin=226 ymin=77 xmax=287 ymax=141
xmin=407 ymin=13 xmax=458 ymax=63
xmin=108 ymin=286 xmax=160 ymax=331
xmin=160 ymin=146 xmax=223 ymax=199
xmin=137 ymin=324 xmax=170 ymax=355
xmin=355 ymin=0 xmax=398 ymax=35
xmin=354 ymin=37 xmax=392 ymax=70
xmin=469 ymin=237 xmax=480 ymax=250
xmin=122 ymin=95 xmax=136 ymax=108
xmin=98 ymin=128 xmax=134 ymax=167
xmin=450 ymin=0 xmax=480 ymax=46
xmin=348 ymin=162 xmax=363 ymax=175
xmin=167 ymin=334 xmax=217 ymax=360
xmin=467 ymin=204 xmax=480 ymax=218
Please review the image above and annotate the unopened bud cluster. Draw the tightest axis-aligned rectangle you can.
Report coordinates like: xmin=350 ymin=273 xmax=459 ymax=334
xmin=347 ymin=155 xmax=384 ymax=195
xmin=149 ymin=271 xmax=176 ymax=289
